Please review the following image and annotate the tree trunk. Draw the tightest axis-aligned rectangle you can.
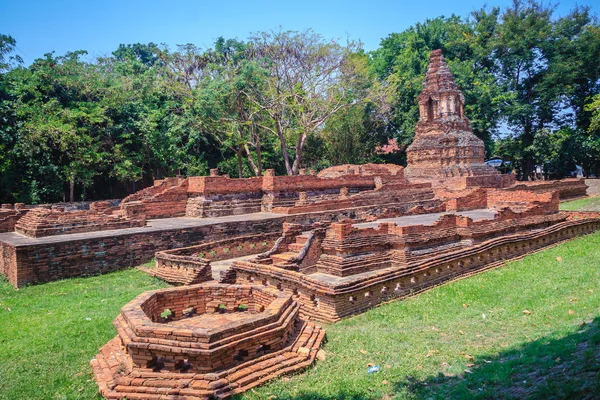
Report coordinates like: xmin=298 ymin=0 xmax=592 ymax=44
xmin=243 ymin=145 xmax=261 ymax=176
xmin=237 ymin=146 xmax=243 ymax=178
xmin=69 ymin=178 xmax=75 ymax=203
xmin=255 ymin=137 xmax=263 ymax=176
xmin=276 ymin=118 xmax=293 ymax=175
xmin=291 ymin=132 xmax=309 ymax=175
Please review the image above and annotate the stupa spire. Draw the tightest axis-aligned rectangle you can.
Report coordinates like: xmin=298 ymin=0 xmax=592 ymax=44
xmin=417 ymin=49 xmax=466 ymax=123
xmin=404 ymin=49 xmax=511 ymax=189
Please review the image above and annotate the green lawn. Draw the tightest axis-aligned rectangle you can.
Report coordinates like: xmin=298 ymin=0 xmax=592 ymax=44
xmin=560 ymin=196 xmax=600 ymax=211
xmin=1 ymin=234 xmax=600 ymax=399
xmin=0 ymin=271 xmax=169 ymax=400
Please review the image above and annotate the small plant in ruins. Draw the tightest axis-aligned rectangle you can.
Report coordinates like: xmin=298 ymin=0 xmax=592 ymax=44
xmin=160 ymin=308 xmax=173 ymax=321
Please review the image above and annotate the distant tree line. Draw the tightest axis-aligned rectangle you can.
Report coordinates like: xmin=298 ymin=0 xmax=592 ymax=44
xmin=1 ymin=0 xmax=599 ymax=204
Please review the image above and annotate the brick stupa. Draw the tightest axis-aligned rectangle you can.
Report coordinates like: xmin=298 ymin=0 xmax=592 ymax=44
xmin=404 ymin=49 xmax=514 ymax=189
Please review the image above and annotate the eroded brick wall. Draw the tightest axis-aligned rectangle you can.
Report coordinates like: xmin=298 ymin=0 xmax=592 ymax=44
xmin=14 ymin=208 xmax=145 ymax=238
xmin=508 ymin=178 xmax=588 ymax=200
xmin=0 ymin=242 xmax=16 ymax=285
xmin=7 ymin=217 xmax=284 ymax=288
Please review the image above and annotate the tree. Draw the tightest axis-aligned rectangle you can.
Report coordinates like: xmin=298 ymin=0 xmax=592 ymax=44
xmin=369 ymin=15 xmax=507 ymax=155
xmin=245 ymin=29 xmax=373 ymax=175
xmin=0 ymin=34 xmax=22 ymax=72
xmin=194 ymin=38 xmax=269 ymax=177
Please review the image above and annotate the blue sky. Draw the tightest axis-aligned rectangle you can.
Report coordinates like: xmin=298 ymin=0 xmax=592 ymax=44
xmin=1 ymin=0 xmax=598 ymax=65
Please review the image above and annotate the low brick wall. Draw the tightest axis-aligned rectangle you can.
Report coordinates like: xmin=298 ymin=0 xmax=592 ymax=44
xmin=0 ymin=209 xmax=25 ymax=233
xmin=438 ymin=188 xmax=488 ymax=211
xmin=186 ymin=192 xmax=263 ymax=218
xmin=508 ymin=178 xmax=588 ymax=200
xmin=152 ymin=233 xmax=282 ymax=285
xmin=2 ymin=217 xmax=284 ymax=288
xmin=14 ymin=208 xmax=145 ymax=238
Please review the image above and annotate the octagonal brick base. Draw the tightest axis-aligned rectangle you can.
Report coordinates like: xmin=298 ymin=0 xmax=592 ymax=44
xmin=91 ymin=320 xmax=324 ymax=399
xmin=91 ymin=283 xmax=325 ymax=399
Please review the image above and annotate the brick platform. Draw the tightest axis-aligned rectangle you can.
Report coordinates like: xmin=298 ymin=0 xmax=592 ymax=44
xmin=0 ymin=213 xmax=284 ymax=288
xmin=232 ymin=211 xmax=600 ymax=322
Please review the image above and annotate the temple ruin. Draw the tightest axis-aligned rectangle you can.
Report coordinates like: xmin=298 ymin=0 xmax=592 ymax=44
xmin=405 ymin=49 xmax=514 ymax=189
xmin=0 ymin=49 xmax=596 ymax=399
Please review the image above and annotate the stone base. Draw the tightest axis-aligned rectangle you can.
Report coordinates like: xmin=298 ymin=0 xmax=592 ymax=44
xmin=91 ymin=320 xmax=325 ymax=400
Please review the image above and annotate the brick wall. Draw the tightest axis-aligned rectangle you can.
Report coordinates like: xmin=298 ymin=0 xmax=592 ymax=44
xmin=5 ymin=217 xmax=284 ymax=288
xmin=0 ymin=242 xmax=16 ymax=285
xmin=187 ymin=176 xmax=263 ymax=195
xmin=0 ymin=210 xmax=25 ymax=233
xmin=487 ymin=189 xmax=559 ymax=212
xmin=439 ymin=188 xmax=488 ymax=211
xmin=14 ymin=208 xmax=145 ymax=238
xmin=507 ymin=178 xmax=588 ymax=199
xmin=151 ymin=233 xmax=282 ymax=285
xmin=119 ymin=284 xmax=298 ymax=373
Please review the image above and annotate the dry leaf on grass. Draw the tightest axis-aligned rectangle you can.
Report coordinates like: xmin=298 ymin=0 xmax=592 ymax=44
xmin=316 ymin=349 xmax=326 ymax=361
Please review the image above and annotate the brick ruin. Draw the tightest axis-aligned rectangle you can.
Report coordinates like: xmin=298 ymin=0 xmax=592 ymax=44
xmin=91 ymin=284 xmax=325 ymax=399
xmin=153 ymin=188 xmax=600 ymax=323
xmin=147 ymin=233 xmax=283 ymax=285
xmin=88 ymin=179 xmax=600 ymax=399
xmin=404 ymin=49 xmax=514 ymax=190
xmin=0 ymin=49 xmax=596 ymax=400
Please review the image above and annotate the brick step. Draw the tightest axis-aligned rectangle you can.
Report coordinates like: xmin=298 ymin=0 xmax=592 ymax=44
xmin=270 ymin=252 xmax=298 ymax=265
xmin=288 ymin=243 xmax=305 ymax=252
xmin=295 ymin=234 xmax=310 ymax=245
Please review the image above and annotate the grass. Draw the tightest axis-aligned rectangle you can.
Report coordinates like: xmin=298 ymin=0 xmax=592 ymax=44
xmin=239 ymin=233 xmax=600 ymax=400
xmin=0 ymin=271 xmax=168 ymax=400
xmin=0 ymin=224 xmax=599 ymax=399
xmin=560 ymin=195 xmax=600 ymax=211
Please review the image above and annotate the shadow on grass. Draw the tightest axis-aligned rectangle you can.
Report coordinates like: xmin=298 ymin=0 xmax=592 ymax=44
xmin=263 ymin=317 xmax=600 ymax=400
xmin=400 ymin=316 xmax=600 ymax=400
